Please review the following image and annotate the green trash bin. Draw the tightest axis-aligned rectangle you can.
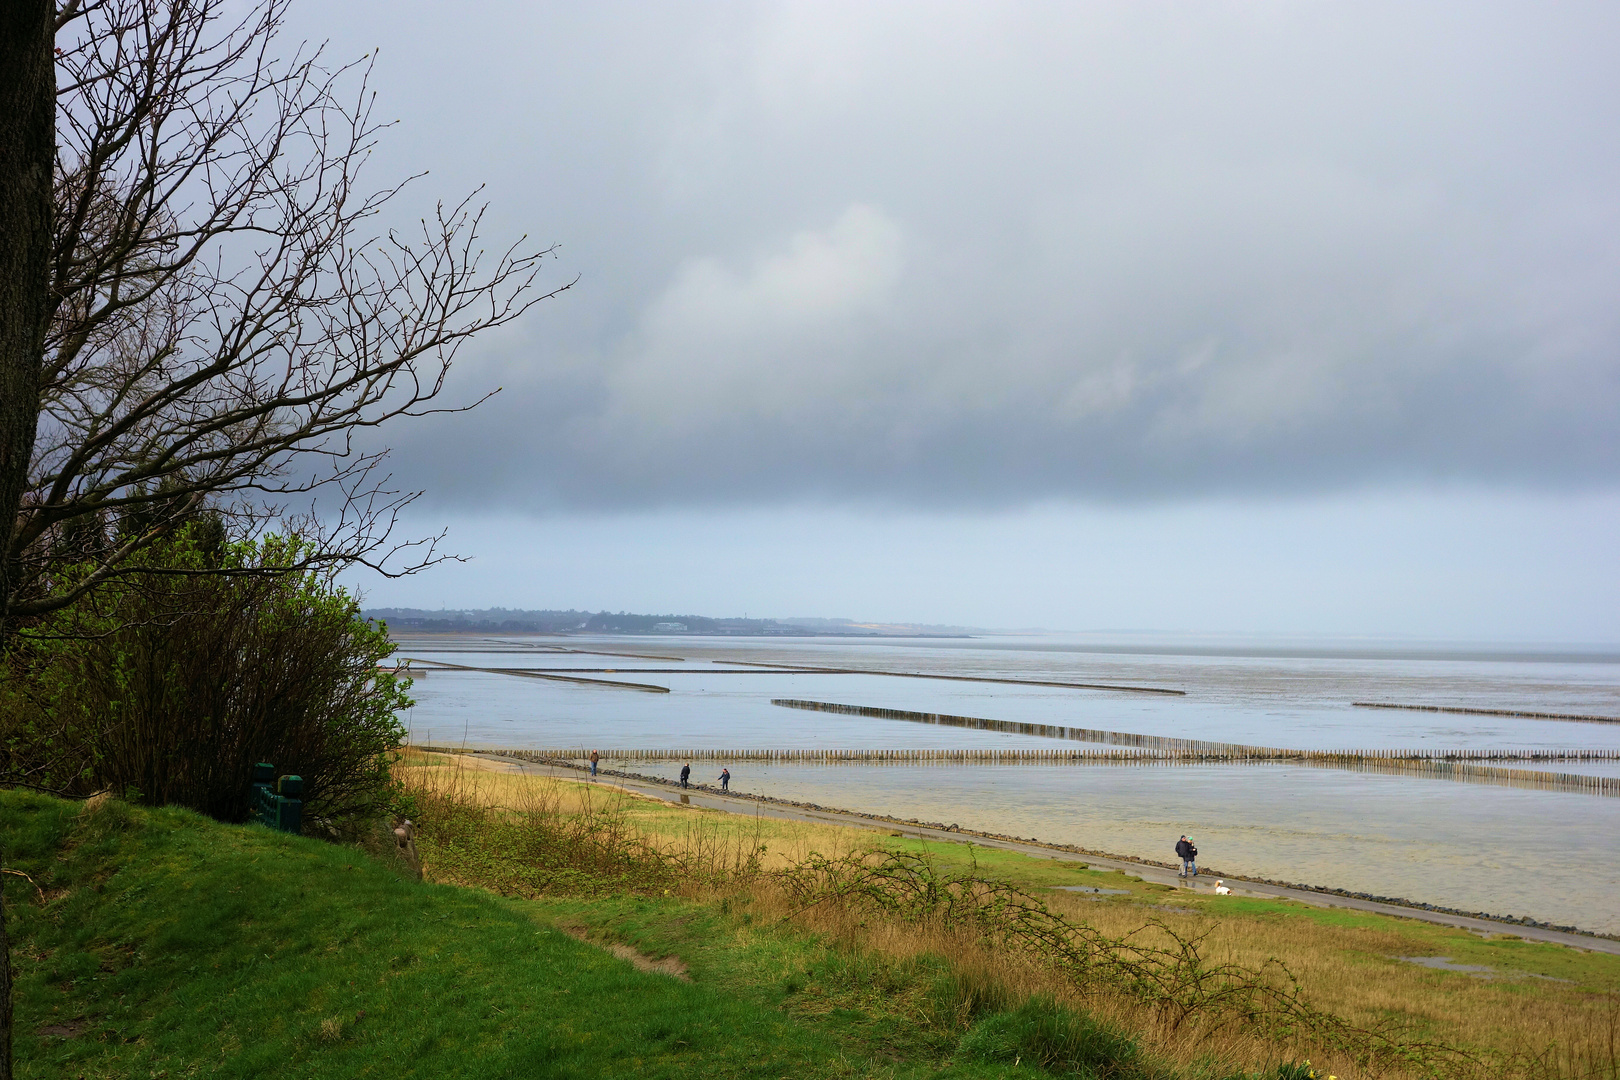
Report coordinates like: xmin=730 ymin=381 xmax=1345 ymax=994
xmin=275 ymin=775 xmax=303 ymax=834
xmin=248 ymin=765 xmax=303 ymax=834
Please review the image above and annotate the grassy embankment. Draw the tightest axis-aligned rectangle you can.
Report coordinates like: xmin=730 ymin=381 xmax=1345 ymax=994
xmin=2 ymin=752 xmax=1616 ymax=1078
xmin=404 ymin=754 xmax=1620 ymax=1079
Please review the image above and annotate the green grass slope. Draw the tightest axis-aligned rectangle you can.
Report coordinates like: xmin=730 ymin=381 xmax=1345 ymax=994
xmin=1 ymin=789 xmax=871 ymax=1079
xmin=2 ymin=790 xmax=1333 ymax=1080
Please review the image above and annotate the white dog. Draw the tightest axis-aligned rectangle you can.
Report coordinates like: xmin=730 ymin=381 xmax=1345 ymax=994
xmin=1213 ymin=880 xmax=1232 ymax=895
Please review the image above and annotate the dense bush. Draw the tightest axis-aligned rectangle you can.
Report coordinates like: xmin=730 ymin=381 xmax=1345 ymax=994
xmin=0 ymin=529 xmax=411 ymax=823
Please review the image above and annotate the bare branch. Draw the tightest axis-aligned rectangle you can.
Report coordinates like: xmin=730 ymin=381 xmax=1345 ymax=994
xmin=7 ymin=0 xmax=568 ymax=620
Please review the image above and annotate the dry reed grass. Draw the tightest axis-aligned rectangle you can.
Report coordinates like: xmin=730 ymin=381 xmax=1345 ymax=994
xmin=398 ymin=749 xmax=878 ymax=871
xmin=394 ymin=750 xmax=1620 ymax=1080
xmin=1041 ymin=890 xmax=1619 ymax=1071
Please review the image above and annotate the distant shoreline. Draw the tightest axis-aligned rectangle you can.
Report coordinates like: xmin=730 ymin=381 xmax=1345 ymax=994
xmin=365 ymin=607 xmax=986 ymax=638
xmin=377 ymin=626 xmax=1620 ymax=663
xmin=387 ymin=628 xmax=975 ymax=639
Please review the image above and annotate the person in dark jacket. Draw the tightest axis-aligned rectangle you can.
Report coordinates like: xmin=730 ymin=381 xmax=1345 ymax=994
xmin=1175 ymin=835 xmax=1198 ymax=878
xmin=680 ymin=763 xmax=691 ymax=788
xmin=719 ymin=767 xmax=730 ymax=792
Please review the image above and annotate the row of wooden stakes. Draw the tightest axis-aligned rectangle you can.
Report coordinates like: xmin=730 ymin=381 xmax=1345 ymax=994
xmin=448 ymin=747 xmax=1620 ymax=798
xmin=767 ymin=699 xmax=1620 ymax=761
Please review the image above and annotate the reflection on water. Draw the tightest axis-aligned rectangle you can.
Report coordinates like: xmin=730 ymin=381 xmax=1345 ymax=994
xmin=395 ymin=633 xmax=1620 ymax=933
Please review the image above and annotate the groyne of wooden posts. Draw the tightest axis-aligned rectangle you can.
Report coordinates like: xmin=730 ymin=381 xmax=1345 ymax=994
xmin=476 ymin=744 xmax=1619 ymax=765
xmin=769 ymin=698 xmax=1620 ymax=763
xmin=444 ymin=745 xmax=1620 ymax=798
xmin=1353 ymin=702 xmax=1620 ymax=725
xmin=411 ymin=694 xmax=1620 ymax=798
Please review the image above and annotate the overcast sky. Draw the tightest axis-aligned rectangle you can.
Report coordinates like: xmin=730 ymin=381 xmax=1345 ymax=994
xmin=303 ymin=2 xmax=1620 ymax=639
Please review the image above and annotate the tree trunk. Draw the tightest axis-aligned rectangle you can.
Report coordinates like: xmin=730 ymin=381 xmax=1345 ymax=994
xmin=0 ymin=843 xmax=11 ymax=1080
xmin=0 ymin=0 xmax=54 ymax=644
xmin=0 ymin=2 xmax=53 ymax=1066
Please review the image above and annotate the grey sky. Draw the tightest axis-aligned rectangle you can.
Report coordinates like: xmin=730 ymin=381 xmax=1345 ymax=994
xmin=368 ymin=491 xmax=1620 ymax=641
xmin=295 ymin=2 xmax=1620 ymax=636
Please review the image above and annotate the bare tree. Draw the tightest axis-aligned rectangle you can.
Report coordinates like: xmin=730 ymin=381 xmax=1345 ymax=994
xmin=2 ymin=0 xmax=568 ymax=626
xmin=4 ymin=1 xmax=566 ymax=1063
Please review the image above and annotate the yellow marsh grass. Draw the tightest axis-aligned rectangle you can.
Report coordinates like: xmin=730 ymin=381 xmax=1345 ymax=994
xmin=399 ymin=750 xmax=879 ymax=871
xmin=1030 ymin=892 xmax=1619 ymax=1080
xmin=399 ymin=751 xmax=1620 ymax=1080
xmin=765 ymin=896 xmax=1370 ymax=1079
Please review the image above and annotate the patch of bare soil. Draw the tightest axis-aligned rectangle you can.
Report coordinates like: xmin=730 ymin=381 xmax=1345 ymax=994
xmin=557 ymin=923 xmax=690 ymax=981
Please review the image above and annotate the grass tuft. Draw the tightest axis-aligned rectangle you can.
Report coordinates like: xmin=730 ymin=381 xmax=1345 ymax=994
xmin=957 ymin=995 xmax=1147 ymax=1078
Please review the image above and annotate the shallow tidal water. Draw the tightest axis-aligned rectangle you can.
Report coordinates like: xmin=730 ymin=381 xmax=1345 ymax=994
xmin=394 ymin=633 xmax=1620 ymax=934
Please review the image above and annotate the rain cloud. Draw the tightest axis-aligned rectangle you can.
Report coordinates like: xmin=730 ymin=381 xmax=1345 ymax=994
xmin=310 ymin=1 xmax=1620 ymax=511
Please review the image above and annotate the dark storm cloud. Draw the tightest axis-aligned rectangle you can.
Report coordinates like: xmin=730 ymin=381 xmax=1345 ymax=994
xmin=301 ymin=1 xmax=1620 ymax=510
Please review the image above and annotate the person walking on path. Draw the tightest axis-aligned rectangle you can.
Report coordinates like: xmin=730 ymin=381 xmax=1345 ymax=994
xmin=589 ymin=750 xmax=600 ymax=778
xmin=1175 ymin=835 xmax=1199 ymax=878
xmin=719 ymin=768 xmax=730 ymax=793
xmin=680 ymin=763 xmax=691 ymax=789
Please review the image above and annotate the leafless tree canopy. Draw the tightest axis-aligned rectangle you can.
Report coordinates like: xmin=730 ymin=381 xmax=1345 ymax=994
xmin=6 ymin=0 xmax=568 ymax=620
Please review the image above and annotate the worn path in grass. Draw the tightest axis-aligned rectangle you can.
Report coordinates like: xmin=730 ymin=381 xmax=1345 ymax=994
xmin=460 ymin=752 xmax=1620 ymax=956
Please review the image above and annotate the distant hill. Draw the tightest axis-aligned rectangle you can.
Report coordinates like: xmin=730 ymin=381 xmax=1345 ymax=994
xmin=362 ymin=607 xmax=976 ymax=637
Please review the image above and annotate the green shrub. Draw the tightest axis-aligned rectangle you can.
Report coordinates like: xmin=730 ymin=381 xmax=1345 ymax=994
xmin=0 ymin=529 xmax=410 ymax=824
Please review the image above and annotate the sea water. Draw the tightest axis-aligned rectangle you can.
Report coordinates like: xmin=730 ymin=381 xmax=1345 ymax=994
xmin=393 ymin=633 xmax=1620 ymax=933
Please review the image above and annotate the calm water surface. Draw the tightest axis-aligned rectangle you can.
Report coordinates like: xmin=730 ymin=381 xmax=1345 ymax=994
xmin=394 ymin=633 xmax=1620 ymax=933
